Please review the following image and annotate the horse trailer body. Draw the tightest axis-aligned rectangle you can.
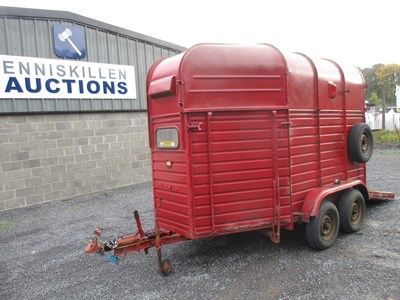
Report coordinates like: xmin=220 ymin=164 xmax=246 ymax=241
xmin=85 ymin=44 xmax=394 ymax=273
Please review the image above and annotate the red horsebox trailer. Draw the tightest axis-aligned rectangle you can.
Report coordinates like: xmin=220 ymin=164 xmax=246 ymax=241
xmin=84 ymin=43 xmax=394 ymax=273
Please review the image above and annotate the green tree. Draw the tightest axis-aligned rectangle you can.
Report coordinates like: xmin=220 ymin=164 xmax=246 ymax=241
xmin=375 ymin=64 xmax=400 ymax=106
xmin=362 ymin=63 xmax=400 ymax=108
xmin=362 ymin=64 xmax=383 ymax=100
xmin=367 ymin=91 xmax=381 ymax=106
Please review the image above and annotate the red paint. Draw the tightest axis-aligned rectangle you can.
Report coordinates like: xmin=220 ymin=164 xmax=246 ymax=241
xmin=146 ymin=43 xmax=368 ymax=239
xmin=85 ymin=44 xmax=394 ymax=270
xmin=84 ymin=240 xmax=102 ymax=254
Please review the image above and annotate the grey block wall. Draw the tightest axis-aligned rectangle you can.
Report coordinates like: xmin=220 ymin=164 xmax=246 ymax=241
xmin=0 ymin=112 xmax=152 ymax=211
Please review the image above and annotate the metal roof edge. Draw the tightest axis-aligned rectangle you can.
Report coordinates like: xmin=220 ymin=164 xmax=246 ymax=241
xmin=0 ymin=5 xmax=187 ymax=52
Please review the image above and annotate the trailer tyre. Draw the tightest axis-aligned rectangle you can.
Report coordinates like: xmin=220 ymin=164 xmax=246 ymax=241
xmin=338 ymin=189 xmax=365 ymax=233
xmin=348 ymin=123 xmax=373 ymax=163
xmin=305 ymin=201 xmax=339 ymax=250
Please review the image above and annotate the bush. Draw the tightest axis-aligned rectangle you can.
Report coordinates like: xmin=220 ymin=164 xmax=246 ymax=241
xmin=373 ymin=130 xmax=400 ymax=143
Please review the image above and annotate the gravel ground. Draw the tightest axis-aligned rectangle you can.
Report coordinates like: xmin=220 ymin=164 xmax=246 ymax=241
xmin=1 ymin=145 xmax=399 ymax=300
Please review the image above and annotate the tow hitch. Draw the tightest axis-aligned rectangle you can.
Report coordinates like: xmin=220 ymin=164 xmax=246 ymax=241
xmin=84 ymin=210 xmax=187 ymax=274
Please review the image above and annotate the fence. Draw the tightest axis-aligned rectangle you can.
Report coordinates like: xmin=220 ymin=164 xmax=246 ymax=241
xmin=365 ymin=110 xmax=400 ymax=131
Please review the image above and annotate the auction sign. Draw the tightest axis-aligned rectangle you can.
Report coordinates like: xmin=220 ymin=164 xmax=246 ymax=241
xmin=0 ymin=55 xmax=136 ymax=99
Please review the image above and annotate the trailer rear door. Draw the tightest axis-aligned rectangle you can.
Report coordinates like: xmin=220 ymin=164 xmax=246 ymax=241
xmin=189 ymin=110 xmax=291 ymax=236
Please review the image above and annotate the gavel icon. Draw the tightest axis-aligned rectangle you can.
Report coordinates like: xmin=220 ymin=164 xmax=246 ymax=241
xmin=58 ymin=28 xmax=82 ymax=57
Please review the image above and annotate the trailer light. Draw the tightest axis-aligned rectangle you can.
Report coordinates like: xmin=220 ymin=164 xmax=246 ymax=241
xmin=160 ymin=141 xmax=175 ymax=147
xmin=156 ymin=127 xmax=179 ymax=149
xmin=328 ymin=81 xmax=337 ymax=99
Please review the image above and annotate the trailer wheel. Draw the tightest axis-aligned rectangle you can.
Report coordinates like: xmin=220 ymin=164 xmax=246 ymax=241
xmin=348 ymin=123 xmax=373 ymax=163
xmin=305 ymin=201 xmax=339 ymax=250
xmin=338 ymin=189 xmax=365 ymax=233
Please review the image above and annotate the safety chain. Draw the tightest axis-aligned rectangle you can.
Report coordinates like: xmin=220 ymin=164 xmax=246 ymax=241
xmin=98 ymin=234 xmax=119 ymax=253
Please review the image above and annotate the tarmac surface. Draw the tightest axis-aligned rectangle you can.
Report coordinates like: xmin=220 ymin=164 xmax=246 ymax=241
xmin=1 ymin=145 xmax=399 ymax=300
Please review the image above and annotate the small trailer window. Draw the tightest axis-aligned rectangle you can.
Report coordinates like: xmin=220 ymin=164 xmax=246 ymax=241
xmin=156 ymin=128 xmax=179 ymax=149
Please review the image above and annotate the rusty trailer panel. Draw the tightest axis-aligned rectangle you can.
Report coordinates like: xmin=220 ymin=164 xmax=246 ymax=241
xmin=368 ymin=190 xmax=395 ymax=200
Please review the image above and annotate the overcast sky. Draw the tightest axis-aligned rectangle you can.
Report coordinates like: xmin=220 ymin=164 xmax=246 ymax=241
xmin=1 ymin=0 xmax=398 ymax=69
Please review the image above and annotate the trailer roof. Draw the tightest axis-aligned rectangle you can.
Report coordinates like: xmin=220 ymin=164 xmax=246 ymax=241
xmin=147 ymin=43 xmax=365 ymax=113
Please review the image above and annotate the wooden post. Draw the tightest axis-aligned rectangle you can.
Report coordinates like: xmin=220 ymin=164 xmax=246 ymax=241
xmin=382 ymin=88 xmax=386 ymax=130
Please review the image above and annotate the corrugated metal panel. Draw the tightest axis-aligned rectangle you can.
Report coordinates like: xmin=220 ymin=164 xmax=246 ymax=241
xmin=136 ymin=41 xmax=147 ymax=109
xmin=0 ymin=18 xmax=6 ymax=53
xmin=35 ymin=19 xmax=53 ymax=57
xmin=21 ymin=18 xmax=37 ymax=57
xmin=190 ymin=111 xmax=290 ymax=235
xmin=0 ymin=6 xmax=185 ymax=114
xmin=151 ymin=114 xmax=190 ymax=236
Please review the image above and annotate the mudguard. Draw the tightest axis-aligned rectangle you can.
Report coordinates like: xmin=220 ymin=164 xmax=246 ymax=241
xmin=301 ymin=180 xmax=368 ymax=222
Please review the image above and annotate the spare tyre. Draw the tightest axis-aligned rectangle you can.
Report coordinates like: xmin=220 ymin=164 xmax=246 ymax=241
xmin=347 ymin=123 xmax=374 ymax=163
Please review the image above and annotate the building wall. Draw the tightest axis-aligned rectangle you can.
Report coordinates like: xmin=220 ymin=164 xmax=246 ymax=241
xmin=0 ymin=7 xmax=185 ymax=211
xmin=0 ymin=7 xmax=184 ymax=113
xmin=0 ymin=111 xmax=151 ymax=210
